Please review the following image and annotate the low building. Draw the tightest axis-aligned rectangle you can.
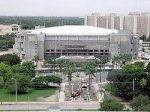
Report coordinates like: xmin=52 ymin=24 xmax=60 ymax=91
xmin=0 ymin=24 xmax=21 ymax=35
xmin=13 ymin=25 xmax=139 ymax=60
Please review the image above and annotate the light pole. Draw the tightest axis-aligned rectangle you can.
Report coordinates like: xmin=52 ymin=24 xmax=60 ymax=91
xmin=132 ymin=78 xmax=136 ymax=101
xmin=12 ymin=78 xmax=17 ymax=103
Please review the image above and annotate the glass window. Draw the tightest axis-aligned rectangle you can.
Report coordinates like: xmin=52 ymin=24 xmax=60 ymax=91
xmin=22 ymin=54 xmax=25 ymax=59
xmin=21 ymin=36 xmax=24 ymax=40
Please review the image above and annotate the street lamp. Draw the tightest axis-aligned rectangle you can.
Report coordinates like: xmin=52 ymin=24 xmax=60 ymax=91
xmin=132 ymin=78 xmax=136 ymax=101
xmin=12 ymin=78 xmax=17 ymax=103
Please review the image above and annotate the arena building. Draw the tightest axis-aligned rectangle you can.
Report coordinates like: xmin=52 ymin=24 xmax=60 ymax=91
xmin=13 ymin=25 xmax=139 ymax=60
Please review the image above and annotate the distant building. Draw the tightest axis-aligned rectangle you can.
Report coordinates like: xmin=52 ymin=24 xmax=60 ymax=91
xmin=14 ymin=25 xmax=138 ymax=60
xmin=85 ymin=12 xmax=150 ymax=38
xmin=0 ymin=24 xmax=21 ymax=35
xmin=35 ymin=25 xmax=45 ymax=29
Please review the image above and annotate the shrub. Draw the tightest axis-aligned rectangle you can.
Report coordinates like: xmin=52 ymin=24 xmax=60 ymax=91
xmin=100 ymin=98 xmax=124 ymax=111
xmin=131 ymin=95 xmax=150 ymax=111
xmin=31 ymin=75 xmax=62 ymax=89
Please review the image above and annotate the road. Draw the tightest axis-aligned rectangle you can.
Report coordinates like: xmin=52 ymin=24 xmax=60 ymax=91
xmin=0 ymin=71 xmax=107 ymax=111
xmin=0 ymin=102 xmax=100 ymax=111
xmin=65 ymin=71 xmax=108 ymax=101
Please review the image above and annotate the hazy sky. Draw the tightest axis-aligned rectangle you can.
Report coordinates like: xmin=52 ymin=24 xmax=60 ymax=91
xmin=0 ymin=0 xmax=149 ymax=16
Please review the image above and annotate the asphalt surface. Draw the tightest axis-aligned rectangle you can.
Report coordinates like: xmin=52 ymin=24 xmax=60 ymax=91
xmin=65 ymin=71 xmax=108 ymax=101
xmin=0 ymin=102 xmax=100 ymax=111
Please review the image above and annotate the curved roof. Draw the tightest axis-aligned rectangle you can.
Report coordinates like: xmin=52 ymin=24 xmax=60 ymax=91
xmin=30 ymin=25 xmax=118 ymax=36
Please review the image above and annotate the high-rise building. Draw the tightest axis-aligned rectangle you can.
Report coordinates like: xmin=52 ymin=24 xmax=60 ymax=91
xmin=85 ymin=12 xmax=150 ymax=38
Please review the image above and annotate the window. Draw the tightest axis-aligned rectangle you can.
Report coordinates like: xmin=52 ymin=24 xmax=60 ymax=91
xmin=89 ymin=50 xmax=93 ymax=52
xmin=46 ymin=49 xmax=50 ymax=52
xmin=57 ymin=50 xmax=61 ymax=52
xmin=94 ymin=50 xmax=98 ymax=52
xmin=22 ymin=54 xmax=25 ymax=59
xmin=21 ymin=36 xmax=24 ymax=40
xmin=50 ymin=49 xmax=54 ymax=52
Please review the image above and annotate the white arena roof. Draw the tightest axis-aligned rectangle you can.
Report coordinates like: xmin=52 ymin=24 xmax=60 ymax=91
xmin=30 ymin=25 xmax=118 ymax=36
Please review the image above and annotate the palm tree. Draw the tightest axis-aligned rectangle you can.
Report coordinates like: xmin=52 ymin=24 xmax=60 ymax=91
xmin=98 ymin=58 xmax=109 ymax=82
xmin=46 ymin=57 xmax=56 ymax=74
xmin=33 ymin=55 xmax=39 ymax=67
xmin=112 ymin=54 xmax=132 ymax=69
xmin=83 ymin=61 xmax=97 ymax=92
xmin=60 ymin=60 xmax=75 ymax=95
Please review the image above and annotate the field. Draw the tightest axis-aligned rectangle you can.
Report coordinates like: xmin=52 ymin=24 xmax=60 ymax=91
xmin=0 ymin=88 xmax=58 ymax=102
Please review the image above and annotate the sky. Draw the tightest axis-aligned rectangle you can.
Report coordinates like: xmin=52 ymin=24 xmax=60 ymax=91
xmin=0 ymin=0 xmax=149 ymax=16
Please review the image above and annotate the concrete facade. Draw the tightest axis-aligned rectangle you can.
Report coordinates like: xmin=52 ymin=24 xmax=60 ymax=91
xmin=85 ymin=12 xmax=150 ymax=38
xmin=14 ymin=25 xmax=138 ymax=60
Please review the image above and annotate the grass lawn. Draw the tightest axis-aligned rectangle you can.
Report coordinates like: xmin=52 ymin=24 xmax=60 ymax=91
xmin=0 ymin=87 xmax=58 ymax=102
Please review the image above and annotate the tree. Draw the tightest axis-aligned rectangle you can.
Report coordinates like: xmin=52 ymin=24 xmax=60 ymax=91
xmin=122 ymin=64 xmax=144 ymax=74
xmin=46 ymin=75 xmax=62 ymax=85
xmin=0 ymin=76 xmax=4 ymax=88
xmin=31 ymin=76 xmax=46 ymax=88
xmin=145 ymin=62 xmax=150 ymax=72
xmin=83 ymin=61 xmax=97 ymax=91
xmin=100 ymin=98 xmax=124 ymax=111
xmin=31 ymin=75 xmax=62 ymax=88
xmin=33 ymin=55 xmax=39 ymax=66
xmin=140 ymin=35 xmax=146 ymax=41
xmin=98 ymin=59 xmax=109 ymax=82
xmin=6 ymin=74 xmax=31 ymax=94
xmin=112 ymin=54 xmax=132 ymax=68
xmin=12 ymin=61 xmax=36 ymax=78
xmin=0 ymin=63 xmax=13 ymax=82
xmin=133 ymin=61 xmax=144 ymax=68
xmin=45 ymin=57 xmax=56 ymax=73
xmin=131 ymin=95 xmax=150 ymax=111
xmin=0 ymin=54 xmax=21 ymax=66
xmin=21 ymin=61 xmax=36 ymax=78
xmin=60 ymin=60 xmax=75 ymax=95
xmin=107 ymin=62 xmax=150 ymax=100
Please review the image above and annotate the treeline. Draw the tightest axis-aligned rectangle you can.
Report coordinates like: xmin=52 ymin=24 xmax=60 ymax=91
xmin=0 ymin=54 xmax=62 ymax=94
xmin=0 ymin=33 xmax=15 ymax=51
xmin=0 ymin=16 xmax=84 ymax=29
xmin=140 ymin=35 xmax=150 ymax=42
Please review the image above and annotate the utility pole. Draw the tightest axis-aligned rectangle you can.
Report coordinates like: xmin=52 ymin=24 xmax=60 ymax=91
xmin=15 ymin=79 xmax=17 ymax=103
xmin=12 ymin=78 xmax=18 ymax=103
xmin=133 ymin=78 xmax=135 ymax=91
xmin=132 ymin=78 xmax=136 ymax=101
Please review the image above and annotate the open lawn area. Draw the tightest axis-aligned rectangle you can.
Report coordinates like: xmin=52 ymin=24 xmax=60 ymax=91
xmin=0 ymin=87 xmax=58 ymax=102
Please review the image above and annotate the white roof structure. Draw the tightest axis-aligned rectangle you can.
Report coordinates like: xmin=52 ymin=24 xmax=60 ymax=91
xmin=30 ymin=25 xmax=118 ymax=36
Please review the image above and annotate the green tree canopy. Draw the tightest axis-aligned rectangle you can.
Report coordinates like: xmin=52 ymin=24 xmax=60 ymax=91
xmin=0 ymin=63 xmax=13 ymax=82
xmin=132 ymin=95 xmax=150 ymax=111
xmin=6 ymin=74 xmax=31 ymax=94
xmin=113 ymin=53 xmax=132 ymax=66
xmin=100 ymin=98 xmax=124 ymax=111
xmin=21 ymin=61 xmax=36 ymax=78
xmin=107 ymin=62 xmax=149 ymax=99
xmin=122 ymin=64 xmax=144 ymax=74
xmin=0 ymin=54 xmax=21 ymax=66
xmin=32 ymin=75 xmax=62 ymax=88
